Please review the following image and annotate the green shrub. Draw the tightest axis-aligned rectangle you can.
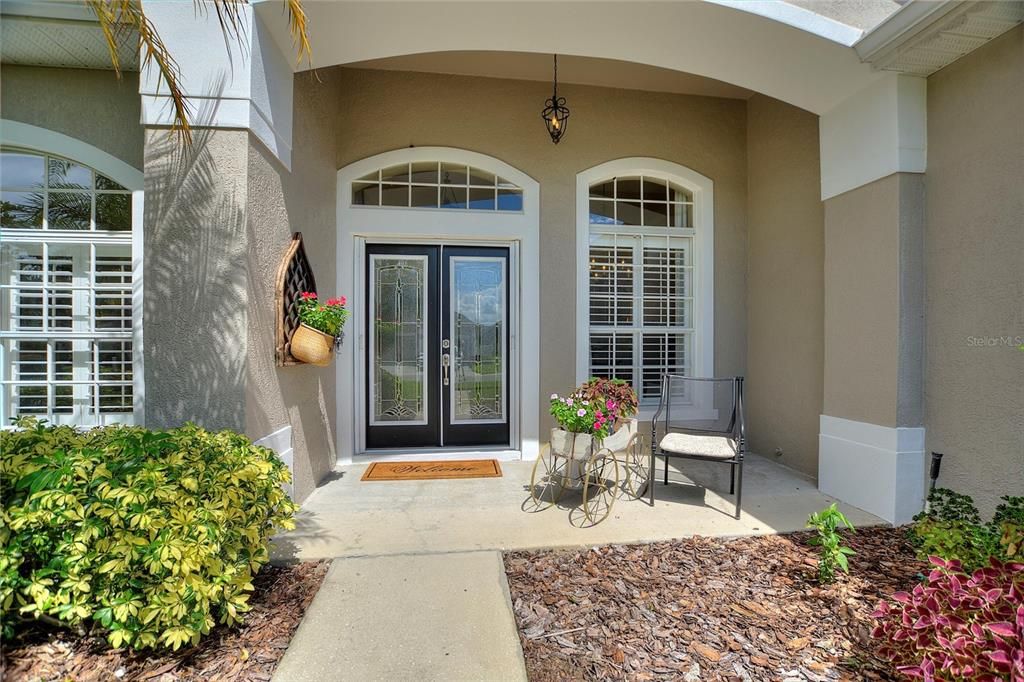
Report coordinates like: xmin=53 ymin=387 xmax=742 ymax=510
xmin=806 ymin=503 xmax=856 ymax=583
xmin=0 ymin=418 xmax=297 ymax=650
xmin=910 ymin=488 xmax=1023 ymax=571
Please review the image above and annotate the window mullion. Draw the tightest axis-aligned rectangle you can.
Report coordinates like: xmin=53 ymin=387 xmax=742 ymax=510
xmin=632 ymin=237 xmax=643 ymax=394
xmin=72 ymin=245 xmax=91 ymax=421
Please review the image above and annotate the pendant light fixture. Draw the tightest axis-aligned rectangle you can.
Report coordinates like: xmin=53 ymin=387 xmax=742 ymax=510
xmin=541 ymin=54 xmax=570 ymax=144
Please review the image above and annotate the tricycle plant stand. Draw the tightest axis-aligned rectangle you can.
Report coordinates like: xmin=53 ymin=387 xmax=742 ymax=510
xmin=529 ymin=419 xmax=647 ymax=526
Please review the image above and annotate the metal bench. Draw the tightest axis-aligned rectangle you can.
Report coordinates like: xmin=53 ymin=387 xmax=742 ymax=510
xmin=649 ymin=375 xmax=746 ymax=519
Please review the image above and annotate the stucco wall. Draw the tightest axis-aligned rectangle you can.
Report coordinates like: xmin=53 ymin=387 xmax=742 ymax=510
xmin=330 ymin=67 xmax=749 ymax=438
xmin=823 ymin=172 xmax=925 ymax=429
xmin=0 ymin=65 xmax=142 ymax=170
xmin=245 ymin=72 xmax=341 ymax=502
xmin=143 ymin=128 xmax=249 ymax=430
xmin=745 ymin=94 xmax=824 ymax=474
xmin=925 ymin=25 xmax=1024 ymax=517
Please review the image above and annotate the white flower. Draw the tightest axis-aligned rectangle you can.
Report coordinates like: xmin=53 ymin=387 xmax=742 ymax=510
xmin=576 ymin=408 xmax=587 ymax=417
xmin=550 ymin=393 xmax=559 ymax=400
xmin=581 ymin=400 xmax=589 ymax=406
xmin=566 ymin=398 xmax=574 ymax=406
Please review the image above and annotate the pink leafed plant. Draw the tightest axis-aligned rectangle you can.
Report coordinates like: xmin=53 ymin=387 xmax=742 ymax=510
xmin=871 ymin=555 xmax=1024 ymax=681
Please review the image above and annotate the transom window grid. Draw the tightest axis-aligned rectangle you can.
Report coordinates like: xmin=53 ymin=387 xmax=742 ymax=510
xmin=1 ymin=149 xmax=132 ymax=232
xmin=588 ymin=175 xmax=694 ymax=228
xmin=352 ymin=162 xmax=524 ymax=212
xmin=1 ymin=148 xmax=135 ymax=425
xmin=587 ymin=174 xmax=697 ymax=404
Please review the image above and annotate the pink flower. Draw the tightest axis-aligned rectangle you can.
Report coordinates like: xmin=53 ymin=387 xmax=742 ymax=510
xmin=595 ymin=410 xmax=603 ymax=418
xmin=300 ymin=292 xmax=317 ymax=300
xmin=606 ymin=400 xmax=616 ymax=410
xmin=340 ymin=295 xmax=347 ymax=306
xmin=566 ymin=398 xmax=574 ymax=407
xmin=576 ymin=408 xmax=586 ymax=417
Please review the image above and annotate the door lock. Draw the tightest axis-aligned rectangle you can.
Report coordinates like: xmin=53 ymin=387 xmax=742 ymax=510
xmin=441 ymin=352 xmax=450 ymax=386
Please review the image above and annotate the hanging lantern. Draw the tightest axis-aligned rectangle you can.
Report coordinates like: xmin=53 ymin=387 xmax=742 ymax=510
xmin=541 ymin=54 xmax=569 ymax=144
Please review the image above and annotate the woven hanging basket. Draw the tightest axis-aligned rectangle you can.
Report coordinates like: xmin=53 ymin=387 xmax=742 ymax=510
xmin=290 ymin=324 xmax=335 ymax=366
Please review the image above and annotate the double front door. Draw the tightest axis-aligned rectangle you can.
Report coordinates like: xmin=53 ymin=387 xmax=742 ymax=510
xmin=366 ymin=244 xmax=510 ymax=449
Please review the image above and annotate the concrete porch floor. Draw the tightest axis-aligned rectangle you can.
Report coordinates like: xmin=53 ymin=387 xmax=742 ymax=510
xmin=272 ymin=453 xmax=884 ymax=562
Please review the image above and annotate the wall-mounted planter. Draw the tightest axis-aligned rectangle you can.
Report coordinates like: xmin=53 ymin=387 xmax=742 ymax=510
xmin=290 ymin=324 xmax=335 ymax=366
xmin=275 ymin=232 xmax=318 ymax=366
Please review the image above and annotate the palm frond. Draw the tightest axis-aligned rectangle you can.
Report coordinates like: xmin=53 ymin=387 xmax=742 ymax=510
xmin=195 ymin=0 xmax=248 ymax=45
xmin=88 ymin=0 xmax=194 ymax=147
xmin=87 ymin=0 xmax=313 ymax=149
xmin=282 ymin=0 xmax=312 ymax=66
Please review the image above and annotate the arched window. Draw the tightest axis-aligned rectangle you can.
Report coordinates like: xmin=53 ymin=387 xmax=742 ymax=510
xmin=351 ymin=161 xmax=523 ymax=211
xmin=1 ymin=146 xmax=138 ymax=425
xmin=577 ymin=159 xmax=713 ymax=410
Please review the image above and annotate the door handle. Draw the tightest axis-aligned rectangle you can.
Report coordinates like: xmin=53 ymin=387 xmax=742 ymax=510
xmin=441 ymin=352 xmax=450 ymax=386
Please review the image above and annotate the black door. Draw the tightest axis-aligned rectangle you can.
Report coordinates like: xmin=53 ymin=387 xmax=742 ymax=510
xmin=366 ymin=244 xmax=510 ymax=449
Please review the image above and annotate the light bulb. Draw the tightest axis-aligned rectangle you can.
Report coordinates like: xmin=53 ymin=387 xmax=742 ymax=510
xmin=551 ymin=115 xmax=559 ymax=130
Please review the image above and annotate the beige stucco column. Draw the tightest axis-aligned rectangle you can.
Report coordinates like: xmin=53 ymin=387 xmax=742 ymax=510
xmin=816 ymin=74 xmax=928 ymax=524
xmin=140 ymin=3 xmax=309 ymax=493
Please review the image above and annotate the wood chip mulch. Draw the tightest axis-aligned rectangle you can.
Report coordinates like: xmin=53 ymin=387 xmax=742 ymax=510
xmin=505 ymin=527 xmax=926 ymax=681
xmin=2 ymin=561 xmax=329 ymax=682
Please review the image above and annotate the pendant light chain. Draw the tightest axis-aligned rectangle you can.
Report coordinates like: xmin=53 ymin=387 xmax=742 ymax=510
xmin=553 ymin=54 xmax=558 ymax=100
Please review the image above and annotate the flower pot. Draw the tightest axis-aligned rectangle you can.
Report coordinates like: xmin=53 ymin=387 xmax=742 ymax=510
xmin=550 ymin=420 xmax=638 ymax=488
xmin=600 ymin=418 xmax=638 ymax=452
xmin=291 ymin=324 xmax=335 ymax=366
xmin=550 ymin=428 xmax=594 ymax=488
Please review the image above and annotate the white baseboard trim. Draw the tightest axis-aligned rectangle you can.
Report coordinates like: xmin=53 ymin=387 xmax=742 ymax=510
xmin=254 ymin=425 xmax=294 ymax=499
xmin=818 ymin=415 xmax=926 ymax=524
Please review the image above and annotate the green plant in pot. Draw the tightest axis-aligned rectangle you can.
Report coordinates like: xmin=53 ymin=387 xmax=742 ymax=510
xmin=291 ymin=292 xmax=348 ymax=366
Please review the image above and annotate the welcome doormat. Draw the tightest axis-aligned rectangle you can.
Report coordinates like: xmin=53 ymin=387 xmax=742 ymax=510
xmin=360 ymin=459 xmax=503 ymax=481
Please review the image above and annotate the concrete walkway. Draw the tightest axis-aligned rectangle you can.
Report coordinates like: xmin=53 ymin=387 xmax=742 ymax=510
xmin=273 ymin=552 xmax=527 ymax=682
xmin=272 ymin=455 xmax=882 ymax=681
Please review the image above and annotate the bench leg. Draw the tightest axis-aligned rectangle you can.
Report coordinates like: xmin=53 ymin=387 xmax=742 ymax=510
xmin=729 ymin=463 xmax=736 ymax=495
xmin=663 ymin=456 xmax=670 ymax=485
xmin=734 ymin=460 xmax=744 ymax=519
xmin=648 ymin=449 xmax=656 ymax=506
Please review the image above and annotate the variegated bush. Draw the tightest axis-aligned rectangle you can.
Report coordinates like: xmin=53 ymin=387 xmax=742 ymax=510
xmin=0 ymin=418 xmax=297 ymax=650
xmin=871 ymin=556 xmax=1024 ymax=681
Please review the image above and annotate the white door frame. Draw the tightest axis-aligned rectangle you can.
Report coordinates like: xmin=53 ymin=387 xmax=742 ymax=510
xmin=336 ymin=147 xmax=540 ymax=465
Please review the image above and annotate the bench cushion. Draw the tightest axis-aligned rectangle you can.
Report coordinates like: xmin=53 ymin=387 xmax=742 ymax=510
xmin=659 ymin=432 xmax=737 ymax=459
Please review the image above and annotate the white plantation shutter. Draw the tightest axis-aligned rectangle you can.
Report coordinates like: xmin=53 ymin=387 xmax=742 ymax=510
xmin=587 ymin=175 xmax=695 ymax=403
xmin=1 ymin=148 xmax=136 ymax=425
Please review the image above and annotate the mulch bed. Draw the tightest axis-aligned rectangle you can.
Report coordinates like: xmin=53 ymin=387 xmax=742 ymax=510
xmin=505 ymin=527 xmax=926 ymax=681
xmin=3 ymin=561 xmax=329 ymax=682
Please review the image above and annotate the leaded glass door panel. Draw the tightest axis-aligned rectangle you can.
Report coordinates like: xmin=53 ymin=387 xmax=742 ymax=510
xmin=366 ymin=245 xmax=440 ymax=448
xmin=442 ymin=247 xmax=510 ymax=447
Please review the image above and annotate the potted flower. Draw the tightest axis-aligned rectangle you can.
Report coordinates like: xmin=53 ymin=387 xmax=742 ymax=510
xmin=291 ymin=292 xmax=348 ymax=366
xmin=549 ymin=379 xmax=638 ymax=485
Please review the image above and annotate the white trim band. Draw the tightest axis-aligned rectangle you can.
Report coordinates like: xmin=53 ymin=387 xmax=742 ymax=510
xmin=254 ymin=425 xmax=294 ymax=498
xmin=818 ymin=414 xmax=926 ymax=524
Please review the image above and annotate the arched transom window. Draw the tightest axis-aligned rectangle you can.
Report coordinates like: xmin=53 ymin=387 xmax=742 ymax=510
xmin=580 ymin=164 xmax=712 ymax=407
xmin=1 ymin=147 xmax=137 ymax=425
xmin=352 ymin=161 xmax=523 ymax=211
